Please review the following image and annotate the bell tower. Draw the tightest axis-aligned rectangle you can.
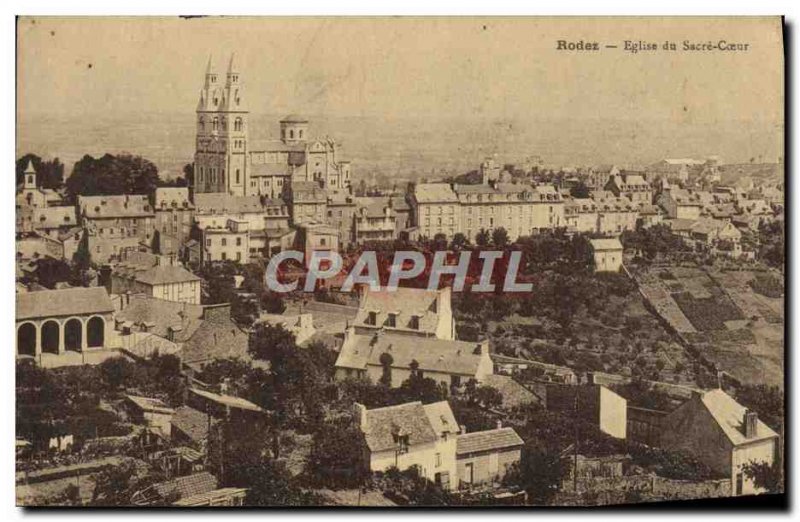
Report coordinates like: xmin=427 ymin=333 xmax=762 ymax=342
xmin=220 ymin=53 xmax=248 ymax=196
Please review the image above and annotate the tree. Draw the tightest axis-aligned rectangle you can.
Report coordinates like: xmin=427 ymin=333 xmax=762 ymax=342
xmin=66 ymin=153 xmax=160 ymax=201
xmin=223 ymin=449 xmax=322 ymax=506
xmin=98 ymin=357 xmax=137 ymax=391
xmin=450 ymin=232 xmax=469 ymax=251
xmin=570 ymin=181 xmax=591 ymax=198
xmin=432 ymin=233 xmax=448 ymax=251
xmin=379 ymin=352 xmax=394 ymax=387
xmin=491 ymin=227 xmax=510 ymax=248
xmin=72 ymin=229 xmax=92 ymax=270
xmin=16 ymin=153 xmax=65 ymax=189
xmin=305 ymin=418 xmax=369 ymax=489
xmin=182 ymin=163 xmax=194 ymax=187
xmin=33 ymin=257 xmax=72 ymax=289
xmin=475 ymin=228 xmax=491 ymax=248
xmin=473 ymin=385 xmax=503 ymax=410
xmin=503 ymin=442 xmax=566 ymax=504
xmin=742 ymin=460 xmax=783 ymax=494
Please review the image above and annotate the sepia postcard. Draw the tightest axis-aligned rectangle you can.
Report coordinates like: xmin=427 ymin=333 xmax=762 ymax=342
xmin=15 ymin=16 xmax=785 ymax=508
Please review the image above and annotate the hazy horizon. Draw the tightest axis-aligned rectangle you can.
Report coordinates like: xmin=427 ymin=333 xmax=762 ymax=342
xmin=16 ymin=16 xmax=784 ymax=181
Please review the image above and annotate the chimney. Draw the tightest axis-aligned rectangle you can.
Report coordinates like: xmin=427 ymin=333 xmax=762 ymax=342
xmin=354 ymin=402 xmax=368 ymax=431
xmin=496 ymin=420 xmax=503 ymax=430
xmin=220 ymin=378 xmax=230 ymax=395
xmin=460 ymin=424 xmax=467 ymax=435
xmin=744 ymin=409 xmax=758 ymax=438
xmin=586 ymin=372 xmax=595 ymax=385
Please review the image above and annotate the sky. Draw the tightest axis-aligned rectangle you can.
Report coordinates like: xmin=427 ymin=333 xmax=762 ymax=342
xmin=17 ymin=16 xmax=784 ymax=124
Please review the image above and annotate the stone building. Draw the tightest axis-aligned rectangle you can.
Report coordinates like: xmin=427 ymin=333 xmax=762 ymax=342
xmin=660 ymin=389 xmax=779 ymax=496
xmin=589 ymin=238 xmax=624 ymax=273
xmin=78 ymin=194 xmax=155 ymax=264
xmin=16 ymin=286 xmax=117 ymax=359
xmin=456 ymin=425 xmax=524 ymax=488
xmin=153 ymin=187 xmax=195 ymax=255
xmin=111 ymin=251 xmax=202 ymax=304
xmin=193 ymin=55 xmax=351 ymax=197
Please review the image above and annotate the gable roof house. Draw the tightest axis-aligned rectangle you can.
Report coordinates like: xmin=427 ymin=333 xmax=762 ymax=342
xmin=335 ymin=327 xmax=494 ymax=389
xmin=353 ymin=286 xmax=455 ymax=340
xmin=354 ymin=400 xmax=461 ymax=489
xmin=111 ymin=251 xmax=202 ymax=304
xmin=660 ymin=389 xmax=779 ymax=496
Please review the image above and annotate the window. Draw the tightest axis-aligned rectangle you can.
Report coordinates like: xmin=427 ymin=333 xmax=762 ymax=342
xmin=236 ymin=252 xmax=241 ymax=262
xmin=435 ymin=453 xmax=441 ymax=467
xmin=367 ymin=311 xmax=377 ymax=326
xmin=735 ymin=473 xmax=743 ymax=495
xmin=221 ymin=238 xmax=227 ymax=246
xmin=450 ymin=375 xmax=461 ymax=388
xmin=289 ymin=129 xmax=294 ymax=139
xmin=236 ymin=169 xmax=240 ymax=184
xmin=396 ymin=435 xmax=409 ymax=454
xmin=387 ymin=313 xmax=396 ymax=328
xmin=236 ymin=237 xmax=242 ymax=246
xmin=221 ymin=252 xmax=227 ymax=260
xmin=320 ymin=238 xmax=326 ymax=246
xmin=410 ymin=315 xmax=420 ymax=330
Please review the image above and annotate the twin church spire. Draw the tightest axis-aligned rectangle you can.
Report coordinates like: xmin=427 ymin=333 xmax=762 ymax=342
xmin=197 ymin=53 xmax=245 ymax=113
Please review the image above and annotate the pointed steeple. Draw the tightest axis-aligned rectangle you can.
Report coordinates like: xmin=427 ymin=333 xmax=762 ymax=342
xmin=204 ymin=54 xmax=214 ymax=87
xmin=23 ymin=159 xmax=36 ymax=189
xmin=227 ymin=52 xmax=237 ymax=76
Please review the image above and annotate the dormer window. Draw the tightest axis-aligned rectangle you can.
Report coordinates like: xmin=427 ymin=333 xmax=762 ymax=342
xmin=386 ymin=313 xmax=397 ymax=328
xmin=367 ymin=311 xmax=377 ymax=326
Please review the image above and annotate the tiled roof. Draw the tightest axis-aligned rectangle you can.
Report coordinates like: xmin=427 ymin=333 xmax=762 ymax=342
xmin=171 ymin=406 xmax=216 ymax=443
xmin=482 ymin=374 xmax=540 ymax=408
xmin=355 ymin=197 xmax=395 ymax=219
xmin=362 ymin=401 xmax=437 ymax=452
xmin=17 ymin=286 xmax=114 ymax=320
xmin=79 ymin=195 xmax=153 ymax=219
xmin=153 ymin=471 xmax=218 ymax=501
xmin=32 ymin=206 xmax=77 ymax=229
xmin=154 ymin=187 xmax=193 ymax=209
xmin=194 ymin=194 xmax=266 ymax=214
xmin=114 ymin=295 xmax=204 ymax=341
xmin=172 ymin=487 xmax=248 ymax=506
xmin=127 ymin=395 xmax=175 ymax=415
xmin=414 ymin=183 xmax=458 ymax=203
xmin=456 ymin=427 xmax=524 ymax=455
xmin=250 ymin=162 xmax=291 ymax=177
xmin=189 ymin=388 xmax=264 ymax=413
xmin=700 ymin=389 xmax=778 ymax=446
xmin=422 ymin=401 xmax=460 ymax=437
xmin=354 ymin=286 xmax=444 ymax=335
xmin=589 ymin=238 xmax=623 ymax=251
xmin=180 ymin=316 xmax=250 ymax=365
xmin=335 ymin=330 xmax=488 ymax=376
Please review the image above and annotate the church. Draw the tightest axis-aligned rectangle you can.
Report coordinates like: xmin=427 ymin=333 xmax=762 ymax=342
xmin=193 ymin=54 xmax=352 ymax=198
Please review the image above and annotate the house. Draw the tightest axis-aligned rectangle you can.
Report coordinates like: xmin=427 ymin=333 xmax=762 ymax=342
xmin=353 ymin=286 xmax=455 ymax=340
xmin=125 ymin=395 xmax=175 ymax=437
xmin=114 ymin=295 xmax=249 ymax=367
xmin=605 ymin=172 xmax=652 ymax=203
xmin=257 ymin=312 xmax=315 ymax=345
xmin=171 ymin=405 xmax=217 ymax=450
xmin=545 ymin=381 xmax=628 ymax=439
xmin=589 ymin=238 xmax=624 ymax=273
xmin=78 ymin=194 xmax=155 ymax=264
xmin=131 ymin=471 xmax=219 ymax=506
xmin=354 ymin=400 xmax=460 ymax=489
xmin=153 ymin=187 xmax=195 ymax=255
xmin=586 ymin=165 xmax=619 ymax=190
xmin=657 ymin=187 xmax=703 ymax=220
xmin=660 ymin=389 xmax=779 ymax=496
xmin=456 ymin=424 xmax=524 ymax=488
xmin=111 ymin=251 xmax=202 ymax=304
xmin=29 ymin=206 xmax=79 ymax=240
xmin=354 ymin=196 xmax=397 ymax=243
xmin=335 ymin=328 xmax=494 ymax=389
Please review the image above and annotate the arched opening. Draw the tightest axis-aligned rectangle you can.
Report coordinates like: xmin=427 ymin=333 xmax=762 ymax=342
xmin=17 ymin=323 xmax=36 ymax=357
xmin=64 ymin=318 xmax=83 ymax=352
xmin=87 ymin=316 xmax=105 ymax=348
xmin=289 ymin=129 xmax=294 ymax=139
xmin=41 ymin=320 xmax=60 ymax=354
